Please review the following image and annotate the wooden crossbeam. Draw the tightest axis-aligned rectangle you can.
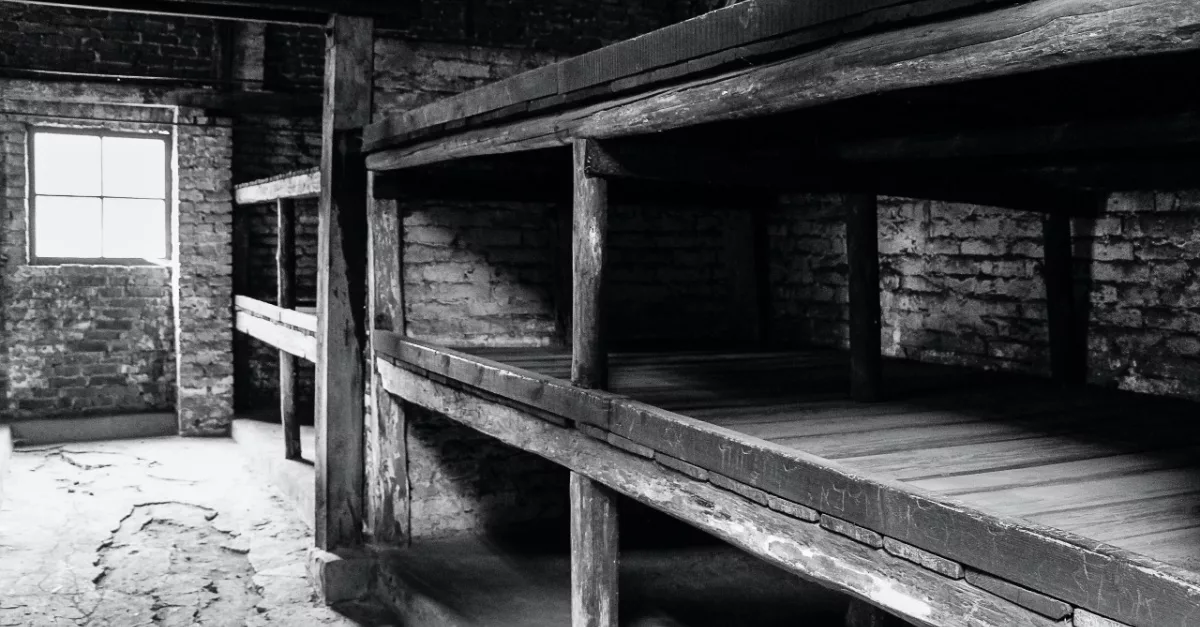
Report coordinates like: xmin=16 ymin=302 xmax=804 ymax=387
xmin=5 ymin=0 xmax=411 ymax=24
xmin=234 ymin=311 xmax=318 ymax=362
xmin=235 ymin=168 xmax=321 ymax=206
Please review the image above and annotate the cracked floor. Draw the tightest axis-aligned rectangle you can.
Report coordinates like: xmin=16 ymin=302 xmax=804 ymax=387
xmin=0 ymin=437 xmax=387 ymax=626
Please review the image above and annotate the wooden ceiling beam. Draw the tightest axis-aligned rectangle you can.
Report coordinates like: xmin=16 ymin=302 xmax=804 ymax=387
xmin=2 ymin=0 xmax=413 ymax=24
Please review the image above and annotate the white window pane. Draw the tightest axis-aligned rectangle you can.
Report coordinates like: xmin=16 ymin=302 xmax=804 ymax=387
xmin=36 ymin=196 xmax=103 ymax=258
xmin=103 ymin=136 xmax=166 ymax=199
xmin=34 ymin=133 xmax=102 ymax=197
xmin=102 ymin=198 xmax=167 ymax=260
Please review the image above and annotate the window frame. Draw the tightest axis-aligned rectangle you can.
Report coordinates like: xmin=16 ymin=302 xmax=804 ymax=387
xmin=28 ymin=127 xmax=174 ymax=267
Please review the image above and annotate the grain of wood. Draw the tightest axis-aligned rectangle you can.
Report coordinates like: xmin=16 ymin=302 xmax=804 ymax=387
xmin=571 ymin=472 xmax=619 ymax=627
xmin=821 ymin=514 xmax=885 ymax=549
xmin=572 ymin=139 xmax=609 ymax=391
xmin=965 ymin=570 xmax=1072 ymax=620
xmin=883 ymin=538 xmax=963 ymax=580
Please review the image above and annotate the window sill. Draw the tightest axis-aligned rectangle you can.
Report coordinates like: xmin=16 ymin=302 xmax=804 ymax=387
xmin=29 ymin=258 xmax=172 ymax=268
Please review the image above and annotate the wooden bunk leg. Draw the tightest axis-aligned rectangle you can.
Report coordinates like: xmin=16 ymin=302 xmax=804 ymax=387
xmin=315 ymin=14 xmax=374 ymax=552
xmin=571 ymin=471 xmax=619 ymax=627
xmin=277 ymin=198 xmax=301 ymax=460
xmin=572 ymin=139 xmax=609 ymax=390
xmin=1043 ymin=212 xmax=1086 ymax=385
xmin=846 ymin=193 xmax=882 ymax=402
xmin=367 ymin=172 xmax=410 ymax=544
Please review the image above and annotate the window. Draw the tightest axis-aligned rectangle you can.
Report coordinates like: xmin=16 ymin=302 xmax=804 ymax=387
xmin=30 ymin=130 xmax=170 ymax=264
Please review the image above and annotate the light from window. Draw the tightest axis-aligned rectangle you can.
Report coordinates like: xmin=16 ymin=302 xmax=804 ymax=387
xmin=32 ymin=131 xmax=168 ymax=262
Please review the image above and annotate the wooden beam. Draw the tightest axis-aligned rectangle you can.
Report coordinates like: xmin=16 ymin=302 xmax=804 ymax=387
xmin=9 ymin=0 xmax=411 ymax=24
xmin=235 ymin=295 xmax=318 ymax=333
xmin=277 ymin=198 xmax=301 ymax=461
xmin=570 ymin=472 xmax=619 ymax=627
xmin=233 ymin=210 xmax=252 ymax=409
xmin=365 ymin=0 xmax=1200 ymax=170
xmin=235 ymin=311 xmax=318 ymax=362
xmin=571 ymin=139 xmax=609 ymax=390
xmin=1043 ymin=214 xmax=1087 ymax=385
xmin=315 ymin=13 xmax=374 ymax=552
xmin=846 ymin=194 xmax=882 ymax=402
xmin=366 ymin=172 xmax=409 ymax=544
xmin=235 ymin=168 xmax=321 ymax=205
xmin=378 ymin=360 xmax=1066 ymax=627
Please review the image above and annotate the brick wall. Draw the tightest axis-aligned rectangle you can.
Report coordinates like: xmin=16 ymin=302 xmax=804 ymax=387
xmin=773 ymin=192 xmax=1200 ymax=402
xmin=0 ymin=5 xmax=221 ymax=80
xmin=0 ymin=97 xmax=231 ymax=428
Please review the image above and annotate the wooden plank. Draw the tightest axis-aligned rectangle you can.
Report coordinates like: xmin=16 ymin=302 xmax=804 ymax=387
xmin=1029 ymin=492 xmax=1200 ymax=545
xmin=235 ymin=168 xmax=321 ymax=205
xmin=235 ymin=311 xmax=318 ymax=362
xmin=378 ymin=360 xmax=1063 ymax=627
xmin=846 ymin=194 xmax=881 ymax=402
xmin=954 ymin=469 xmax=1200 ymax=519
xmin=366 ymin=172 xmax=409 ymax=544
xmin=605 ymin=400 xmax=1200 ymax=627
xmin=910 ymin=450 xmax=1192 ymax=496
xmin=1043 ymin=213 xmax=1086 ymax=385
xmin=278 ymin=198 xmax=300 ymax=461
xmin=572 ymin=139 xmax=609 ymax=390
xmin=570 ymin=472 xmax=619 ymax=627
xmin=373 ymin=333 xmax=615 ymax=428
xmin=315 ymin=14 xmax=373 ymax=553
xmin=841 ymin=436 xmax=1129 ymax=481
xmin=235 ymin=295 xmax=318 ymax=334
xmin=578 ymin=0 xmax=1200 ymax=139
xmin=964 ymin=570 xmax=1072 ymax=620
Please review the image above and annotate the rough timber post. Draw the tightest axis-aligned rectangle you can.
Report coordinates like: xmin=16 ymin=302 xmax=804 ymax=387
xmin=846 ymin=193 xmax=882 ymax=402
xmin=367 ymin=171 xmax=409 ymax=544
xmin=1043 ymin=212 xmax=1086 ymax=385
xmin=277 ymin=197 xmax=300 ymax=460
xmin=316 ymin=14 xmax=373 ymax=552
xmin=570 ymin=138 xmax=618 ymax=627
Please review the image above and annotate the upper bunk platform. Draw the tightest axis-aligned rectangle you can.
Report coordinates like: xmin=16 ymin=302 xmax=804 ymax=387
xmin=363 ymin=0 xmax=1200 ymax=187
xmin=375 ymin=335 xmax=1200 ymax=627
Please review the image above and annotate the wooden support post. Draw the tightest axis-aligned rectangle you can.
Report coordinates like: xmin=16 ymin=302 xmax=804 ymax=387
xmin=570 ymin=471 xmax=619 ymax=627
xmin=570 ymin=139 xmax=618 ymax=626
xmin=233 ymin=210 xmax=252 ymax=411
xmin=846 ymin=193 xmax=882 ymax=402
xmin=315 ymin=14 xmax=374 ymax=552
xmin=571 ymin=139 xmax=609 ymax=389
xmin=1043 ymin=213 xmax=1086 ymax=385
xmin=277 ymin=198 xmax=300 ymax=460
xmin=367 ymin=172 xmax=409 ymax=544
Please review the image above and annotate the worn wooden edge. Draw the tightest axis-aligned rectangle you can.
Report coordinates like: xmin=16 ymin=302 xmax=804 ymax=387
xmin=377 ymin=359 xmax=1065 ymax=627
xmin=363 ymin=0 xmax=1006 ymax=151
xmin=375 ymin=338 xmax=1200 ymax=627
xmin=236 ymin=295 xmax=319 ymax=333
xmin=964 ymin=569 xmax=1073 ymax=620
xmin=234 ymin=167 xmax=322 ymax=205
xmin=235 ymin=311 xmax=318 ymax=363
xmin=372 ymin=332 xmax=615 ymax=429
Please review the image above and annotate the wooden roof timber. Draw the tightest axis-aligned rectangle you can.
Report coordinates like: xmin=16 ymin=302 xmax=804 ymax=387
xmin=234 ymin=168 xmax=321 ymax=205
xmin=3 ymin=0 xmax=412 ymax=24
xmin=364 ymin=0 xmax=1200 ymax=175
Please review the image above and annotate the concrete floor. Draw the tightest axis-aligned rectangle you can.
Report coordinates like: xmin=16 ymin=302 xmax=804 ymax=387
xmin=0 ymin=436 xmax=390 ymax=627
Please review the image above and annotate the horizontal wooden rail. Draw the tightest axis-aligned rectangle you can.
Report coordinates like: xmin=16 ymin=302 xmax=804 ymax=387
xmin=373 ymin=333 xmax=1200 ymax=627
xmin=234 ymin=168 xmax=321 ymax=205
xmin=235 ymin=296 xmax=318 ymax=362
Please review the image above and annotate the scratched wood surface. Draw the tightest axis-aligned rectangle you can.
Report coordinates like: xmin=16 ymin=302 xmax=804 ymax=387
xmin=470 ymin=346 xmax=1200 ymax=574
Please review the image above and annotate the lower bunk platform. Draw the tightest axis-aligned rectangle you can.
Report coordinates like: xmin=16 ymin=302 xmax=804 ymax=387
xmin=373 ymin=334 xmax=1200 ymax=627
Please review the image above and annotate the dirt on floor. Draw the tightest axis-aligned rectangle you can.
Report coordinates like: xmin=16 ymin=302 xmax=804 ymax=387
xmin=0 ymin=437 xmax=391 ymax=627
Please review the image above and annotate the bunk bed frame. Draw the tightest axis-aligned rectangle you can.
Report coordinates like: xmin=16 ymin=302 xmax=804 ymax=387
xmin=229 ymin=0 xmax=1200 ymax=624
xmin=351 ymin=1 xmax=1200 ymax=626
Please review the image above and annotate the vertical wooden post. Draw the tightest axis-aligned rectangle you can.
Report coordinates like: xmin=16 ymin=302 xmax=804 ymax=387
xmin=232 ymin=210 xmax=251 ymax=410
xmin=1043 ymin=212 xmax=1086 ymax=385
xmin=571 ymin=472 xmax=619 ymax=627
xmin=572 ymin=139 xmax=609 ymax=389
xmin=277 ymin=198 xmax=300 ymax=460
xmin=367 ymin=172 xmax=410 ymax=544
xmin=315 ymin=14 xmax=374 ymax=552
xmin=846 ymin=193 xmax=882 ymax=402
xmin=570 ymin=139 xmax=618 ymax=627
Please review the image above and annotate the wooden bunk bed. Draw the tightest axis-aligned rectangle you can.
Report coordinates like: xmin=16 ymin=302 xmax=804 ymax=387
xmin=355 ymin=0 xmax=1200 ymax=625
xmin=233 ymin=168 xmax=321 ymax=461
